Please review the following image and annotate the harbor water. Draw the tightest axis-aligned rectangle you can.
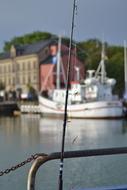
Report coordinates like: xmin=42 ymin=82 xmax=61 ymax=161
xmin=0 ymin=115 xmax=127 ymax=190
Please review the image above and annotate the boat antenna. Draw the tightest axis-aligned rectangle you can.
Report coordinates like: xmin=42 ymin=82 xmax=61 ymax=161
xmin=58 ymin=0 xmax=77 ymax=190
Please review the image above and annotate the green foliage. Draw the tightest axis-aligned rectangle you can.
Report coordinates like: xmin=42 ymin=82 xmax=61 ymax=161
xmin=27 ymin=84 xmax=38 ymax=101
xmin=27 ymin=83 xmax=36 ymax=93
xmin=4 ymin=31 xmax=52 ymax=51
xmin=106 ymin=48 xmax=124 ymax=96
xmin=62 ymin=37 xmax=70 ymax=46
xmin=77 ymin=39 xmax=102 ymax=69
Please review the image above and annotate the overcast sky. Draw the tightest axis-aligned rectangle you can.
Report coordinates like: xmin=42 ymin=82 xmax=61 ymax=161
xmin=0 ymin=0 xmax=127 ymax=51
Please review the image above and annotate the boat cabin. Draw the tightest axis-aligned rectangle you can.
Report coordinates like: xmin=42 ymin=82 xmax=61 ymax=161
xmin=52 ymin=82 xmax=83 ymax=104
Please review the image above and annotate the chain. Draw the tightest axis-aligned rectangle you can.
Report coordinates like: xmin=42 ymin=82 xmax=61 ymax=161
xmin=0 ymin=153 xmax=40 ymax=176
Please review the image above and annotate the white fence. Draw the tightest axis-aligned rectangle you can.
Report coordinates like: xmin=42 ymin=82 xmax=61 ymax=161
xmin=20 ymin=105 xmax=41 ymax=114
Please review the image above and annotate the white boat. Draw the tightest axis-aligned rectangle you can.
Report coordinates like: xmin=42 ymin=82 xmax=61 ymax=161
xmin=38 ymin=40 xmax=123 ymax=119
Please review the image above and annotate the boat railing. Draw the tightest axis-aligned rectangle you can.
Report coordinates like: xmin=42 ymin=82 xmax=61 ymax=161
xmin=27 ymin=147 xmax=127 ymax=190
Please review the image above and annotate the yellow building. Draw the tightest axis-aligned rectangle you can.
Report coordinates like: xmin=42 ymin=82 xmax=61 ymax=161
xmin=0 ymin=39 xmax=85 ymax=100
xmin=0 ymin=39 xmax=52 ymax=98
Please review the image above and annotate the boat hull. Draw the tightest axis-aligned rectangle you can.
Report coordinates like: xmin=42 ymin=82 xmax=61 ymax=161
xmin=0 ymin=101 xmax=20 ymax=116
xmin=39 ymin=96 xmax=123 ymax=119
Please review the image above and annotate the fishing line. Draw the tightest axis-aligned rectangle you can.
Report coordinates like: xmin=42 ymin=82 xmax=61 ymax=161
xmin=58 ymin=0 xmax=77 ymax=190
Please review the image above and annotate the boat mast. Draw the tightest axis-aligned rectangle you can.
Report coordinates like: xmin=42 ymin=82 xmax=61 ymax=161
xmin=74 ymin=43 xmax=80 ymax=81
xmin=56 ymin=36 xmax=62 ymax=89
xmin=101 ymin=42 xmax=106 ymax=83
xmin=95 ymin=42 xmax=106 ymax=83
xmin=58 ymin=0 xmax=77 ymax=190
xmin=124 ymin=40 xmax=127 ymax=99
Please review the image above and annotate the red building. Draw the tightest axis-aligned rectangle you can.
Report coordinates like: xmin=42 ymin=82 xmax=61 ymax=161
xmin=40 ymin=41 xmax=85 ymax=91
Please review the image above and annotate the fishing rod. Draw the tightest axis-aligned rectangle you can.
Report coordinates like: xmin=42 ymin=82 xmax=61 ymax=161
xmin=58 ymin=0 xmax=77 ymax=190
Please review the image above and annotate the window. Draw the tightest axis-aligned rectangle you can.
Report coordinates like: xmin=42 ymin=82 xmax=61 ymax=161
xmin=17 ymin=76 xmax=20 ymax=84
xmin=23 ymin=76 xmax=25 ymax=84
xmin=16 ymin=63 xmax=19 ymax=71
xmin=8 ymin=65 xmax=10 ymax=72
xmin=33 ymin=75 xmax=37 ymax=82
xmin=4 ymin=65 xmax=6 ymax=73
xmin=28 ymin=76 xmax=31 ymax=83
xmin=22 ymin=62 xmax=25 ymax=70
xmin=12 ymin=64 xmax=15 ymax=72
xmin=28 ymin=61 xmax=31 ymax=70
xmin=8 ymin=78 xmax=11 ymax=85
xmin=12 ymin=77 xmax=15 ymax=85
xmin=33 ymin=61 xmax=37 ymax=69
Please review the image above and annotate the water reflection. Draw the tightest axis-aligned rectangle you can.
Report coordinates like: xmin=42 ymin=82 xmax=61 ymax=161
xmin=39 ymin=118 xmax=123 ymax=149
xmin=0 ymin=116 xmax=127 ymax=190
xmin=62 ymin=119 xmax=127 ymax=150
xmin=39 ymin=117 xmax=127 ymax=150
xmin=0 ymin=116 xmax=127 ymax=143
xmin=122 ymin=119 xmax=127 ymax=134
xmin=0 ymin=114 xmax=40 ymax=135
xmin=0 ymin=116 xmax=127 ymax=142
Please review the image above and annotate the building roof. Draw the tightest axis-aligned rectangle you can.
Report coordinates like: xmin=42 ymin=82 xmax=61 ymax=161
xmin=0 ymin=38 xmax=77 ymax=63
xmin=41 ymin=55 xmax=56 ymax=65
xmin=22 ymin=39 xmax=53 ymax=55
xmin=0 ymin=38 xmax=57 ymax=60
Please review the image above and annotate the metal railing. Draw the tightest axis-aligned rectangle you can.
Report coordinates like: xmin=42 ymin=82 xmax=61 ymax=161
xmin=27 ymin=147 xmax=127 ymax=190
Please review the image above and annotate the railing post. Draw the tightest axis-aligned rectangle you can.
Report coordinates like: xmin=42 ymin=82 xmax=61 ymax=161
xmin=27 ymin=154 xmax=48 ymax=190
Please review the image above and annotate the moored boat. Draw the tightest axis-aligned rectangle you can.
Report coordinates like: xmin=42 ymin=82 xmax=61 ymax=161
xmin=0 ymin=101 xmax=20 ymax=116
xmin=39 ymin=41 xmax=123 ymax=119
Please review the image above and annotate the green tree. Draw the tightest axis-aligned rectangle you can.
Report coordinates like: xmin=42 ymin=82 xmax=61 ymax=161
xmin=106 ymin=47 xmax=124 ymax=96
xmin=3 ymin=31 xmax=53 ymax=51
xmin=27 ymin=84 xmax=38 ymax=101
xmin=77 ymin=39 xmax=102 ymax=70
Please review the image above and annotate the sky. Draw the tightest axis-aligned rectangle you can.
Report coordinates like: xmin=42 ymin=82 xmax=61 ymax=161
xmin=0 ymin=0 xmax=127 ymax=51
